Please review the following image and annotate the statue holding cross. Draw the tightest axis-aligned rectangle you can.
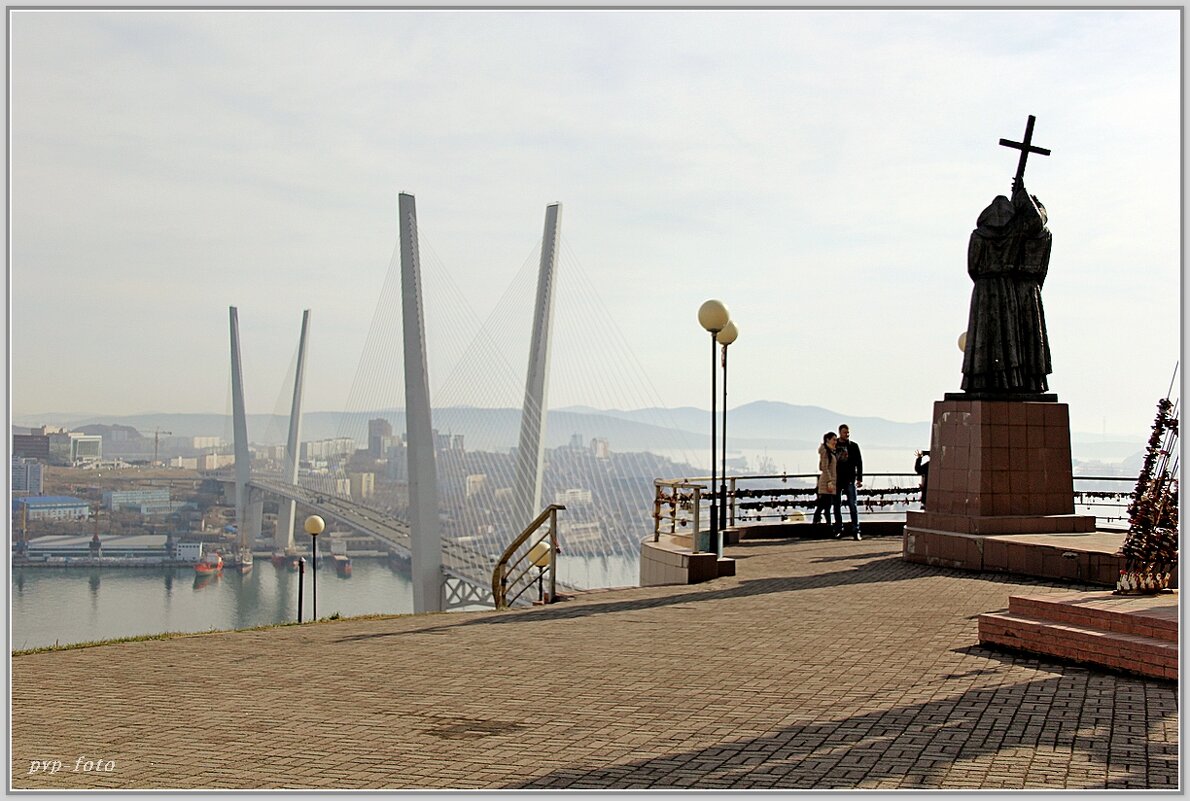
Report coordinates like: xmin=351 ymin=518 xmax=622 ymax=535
xmin=960 ymin=115 xmax=1054 ymax=397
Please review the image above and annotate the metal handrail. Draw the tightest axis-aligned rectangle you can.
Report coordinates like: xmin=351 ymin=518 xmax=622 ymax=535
xmin=491 ymin=504 xmax=565 ymax=610
xmin=654 ymin=472 xmax=1141 ymax=532
xmin=653 ymin=479 xmax=704 ymax=542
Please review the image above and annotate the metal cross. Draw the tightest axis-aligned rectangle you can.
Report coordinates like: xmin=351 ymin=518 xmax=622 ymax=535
xmin=999 ymin=114 xmax=1051 ymax=185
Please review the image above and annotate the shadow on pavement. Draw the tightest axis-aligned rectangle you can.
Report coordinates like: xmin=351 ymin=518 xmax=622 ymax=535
xmin=501 ymin=674 xmax=1175 ymax=790
xmin=333 ymin=555 xmax=1061 ymax=643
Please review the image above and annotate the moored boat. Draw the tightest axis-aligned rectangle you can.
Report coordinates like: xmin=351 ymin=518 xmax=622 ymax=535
xmin=194 ymin=551 xmax=223 ymax=576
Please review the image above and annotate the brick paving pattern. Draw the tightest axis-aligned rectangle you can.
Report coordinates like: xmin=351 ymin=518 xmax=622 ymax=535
xmin=11 ymin=536 xmax=1179 ymax=790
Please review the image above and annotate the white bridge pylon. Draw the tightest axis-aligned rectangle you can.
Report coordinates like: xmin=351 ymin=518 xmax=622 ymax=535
xmin=399 ymin=194 xmax=563 ymax=613
xmin=228 ymin=306 xmax=311 ymax=553
xmin=227 ymin=197 xmax=564 ymax=612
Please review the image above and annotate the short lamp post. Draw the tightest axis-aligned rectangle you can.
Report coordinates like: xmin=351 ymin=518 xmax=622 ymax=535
xmin=716 ymin=320 xmax=739 ymax=532
xmin=297 ymin=557 xmax=306 ymax=623
xmin=698 ymin=299 xmax=730 ymax=558
xmin=304 ymin=515 xmax=325 ymax=621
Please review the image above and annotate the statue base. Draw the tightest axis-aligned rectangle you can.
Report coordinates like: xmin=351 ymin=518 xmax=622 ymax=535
xmin=944 ymin=391 xmax=1058 ymax=403
xmin=905 ymin=397 xmax=1095 ymax=536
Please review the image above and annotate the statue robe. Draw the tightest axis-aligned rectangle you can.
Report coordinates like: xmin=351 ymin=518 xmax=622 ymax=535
xmin=961 ymin=183 xmax=1053 ymax=394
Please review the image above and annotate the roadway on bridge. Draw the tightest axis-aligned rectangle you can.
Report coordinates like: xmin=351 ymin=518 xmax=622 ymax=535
xmin=249 ymin=476 xmax=577 ymax=605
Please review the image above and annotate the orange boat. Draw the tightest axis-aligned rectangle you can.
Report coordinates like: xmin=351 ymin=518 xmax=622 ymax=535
xmin=194 ymin=551 xmax=223 ymax=576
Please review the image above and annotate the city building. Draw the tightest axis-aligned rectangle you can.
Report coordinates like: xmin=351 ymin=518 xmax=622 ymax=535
xmin=556 ymin=488 xmax=593 ymax=506
xmin=47 ymin=432 xmax=102 ymax=465
xmin=348 ymin=472 xmax=375 ymax=500
xmin=25 ymin=534 xmax=170 ymax=560
xmin=368 ymin=418 xmax=395 ymax=458
xmin=385 ymin=442 xmax=409 ymax=481
xmin=302 ymin=437 xmax=357 ymax=461
xmin=13 ymin=496 xmax=90 ymax=521
xmin=12 ymin=431 xmax=50 ymax=460
xmin=104 ymin=488 xmax=173 ymax=515
xmin=11 ymin=457 xmax=44 ymax=495
xmin=465 ymin=474 xmax=487 ymax=498
xmin=196 ymin=453 xmax=235 ymax=470
xmin=591 ymin=438 xmax=611 ymax=459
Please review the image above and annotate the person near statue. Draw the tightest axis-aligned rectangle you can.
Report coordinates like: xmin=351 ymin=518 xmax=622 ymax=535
xmin=914 ymin=449 xmax=931 ymax=508
xmin=812 ymin=432 xmax=839 ymax=532
xmin=833 ymin=424 xmax=863 ymax=540
xmin=960 ymin=178 xmax=1053 ymax=395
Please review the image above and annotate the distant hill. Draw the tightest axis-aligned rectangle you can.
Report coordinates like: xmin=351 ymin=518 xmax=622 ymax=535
xmin=13 ymin=401 xmax=1144 ymax=461
xmin=568 ymin=401 xmax=931 ymax=449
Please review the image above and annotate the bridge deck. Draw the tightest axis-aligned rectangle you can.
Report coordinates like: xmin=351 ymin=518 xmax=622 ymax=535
xmin=248 ymin=477 xmax=579 ymax=604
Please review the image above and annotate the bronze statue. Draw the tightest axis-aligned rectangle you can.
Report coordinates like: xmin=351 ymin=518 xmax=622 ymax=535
xmin=960 ymin=116 xmax=1053 ymax=396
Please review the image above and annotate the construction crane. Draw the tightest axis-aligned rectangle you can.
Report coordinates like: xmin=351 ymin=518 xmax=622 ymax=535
xmin=152 ymin=428 xmax=172 ymax=465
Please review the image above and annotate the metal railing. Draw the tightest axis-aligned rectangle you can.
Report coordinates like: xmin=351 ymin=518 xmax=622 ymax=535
xmin=654 ymin=472 xmax=1139 ymax=539
xmin=492 ymin=504 xmax=565 ymax=610
xmin=653 ymin=480 xmax=704 ymax=541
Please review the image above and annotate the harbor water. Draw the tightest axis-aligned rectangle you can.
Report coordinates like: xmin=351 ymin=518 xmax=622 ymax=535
xmin=11 ymin=553 xmax=639 ymax=651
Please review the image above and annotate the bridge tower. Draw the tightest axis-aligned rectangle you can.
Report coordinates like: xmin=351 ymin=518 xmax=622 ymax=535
xmin=513 ymin=203 xmax=563 ymax=527
xmin=229 ymin=307 xmax=251 ymax=540
xmin=399 ymin=193 xmax=444 ymax=613
xmin=275 ymin=309 xmax=311 ymax=555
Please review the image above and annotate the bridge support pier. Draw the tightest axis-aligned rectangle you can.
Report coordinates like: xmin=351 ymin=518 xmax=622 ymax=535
xmin=245 ymin=487 xmax=264 ymax=551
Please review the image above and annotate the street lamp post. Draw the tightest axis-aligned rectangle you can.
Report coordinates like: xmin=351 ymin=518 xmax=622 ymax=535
xmin=716 ymin=321 xmax=739 ymax=533
xmin=698 ymin=299 xmax=730 ymax=558
xmin=304 ymin=515 xmax=325 ymax=620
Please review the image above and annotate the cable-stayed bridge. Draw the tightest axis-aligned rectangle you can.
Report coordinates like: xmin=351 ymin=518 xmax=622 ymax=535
xmin=246 ymin=473 xmax=509 ymax=609
xmin=224 ymin=195 xmax=700 ymax=613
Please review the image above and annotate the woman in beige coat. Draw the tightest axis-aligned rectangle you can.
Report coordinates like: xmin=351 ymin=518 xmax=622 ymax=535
xmin=813 ymin=432 xmax=840 ymax=531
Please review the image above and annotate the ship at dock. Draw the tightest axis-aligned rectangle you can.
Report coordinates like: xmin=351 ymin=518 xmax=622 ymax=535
xmin=194 ymin=550 xmax=223 ymax=576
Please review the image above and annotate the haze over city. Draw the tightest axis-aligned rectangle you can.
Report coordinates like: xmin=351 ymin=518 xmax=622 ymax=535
xmin=9 ymin=8 xmax=1181 ymax=438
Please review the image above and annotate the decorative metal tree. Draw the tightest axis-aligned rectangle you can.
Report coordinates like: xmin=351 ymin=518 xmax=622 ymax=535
xmin=1116 ymin=395 xmax=1179 ymax=594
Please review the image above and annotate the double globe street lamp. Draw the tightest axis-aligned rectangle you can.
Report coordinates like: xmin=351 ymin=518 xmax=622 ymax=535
xmin=716 ymin=320 xmax=739 ymax=531
xmin=698 ymin=300 xmax=731 ymax=558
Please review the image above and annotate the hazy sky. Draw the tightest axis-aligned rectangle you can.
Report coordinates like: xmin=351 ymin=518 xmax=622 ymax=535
xmin=8 ymin=8 xmax=1182 ymax=436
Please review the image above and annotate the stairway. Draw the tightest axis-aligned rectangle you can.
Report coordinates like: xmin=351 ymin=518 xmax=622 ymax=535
xmin=978 ymin=590 xmax=1178 ymax=681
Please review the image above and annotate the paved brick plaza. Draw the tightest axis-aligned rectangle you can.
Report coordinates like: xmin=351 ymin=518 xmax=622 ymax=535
xmin=11 ymin=536 xmax=1179 ymax=790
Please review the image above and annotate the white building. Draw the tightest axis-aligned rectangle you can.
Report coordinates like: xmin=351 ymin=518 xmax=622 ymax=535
xmin=556 ymin=488 xmax=593 ymax=505
xmin=48 ymin=432 xmax=102 ymax=465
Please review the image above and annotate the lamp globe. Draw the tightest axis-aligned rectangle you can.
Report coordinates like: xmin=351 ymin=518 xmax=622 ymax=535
xmin=698 ymin=300 xmax=730 ymax=333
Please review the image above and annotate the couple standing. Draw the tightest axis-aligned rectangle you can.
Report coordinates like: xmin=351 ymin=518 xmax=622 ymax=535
xmin=813 ymin=424 xmax=864 ymax=540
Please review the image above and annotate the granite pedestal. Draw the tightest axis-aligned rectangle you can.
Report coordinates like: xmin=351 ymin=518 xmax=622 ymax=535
xmin=904 ymin=397 xmax=1098 ymax=578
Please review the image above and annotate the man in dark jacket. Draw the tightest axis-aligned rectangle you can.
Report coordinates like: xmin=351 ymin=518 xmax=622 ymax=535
xmin=914 ymin=449 xmax=931 ymax=508
xmin=833 ymin=424 xmax=864 ymax=540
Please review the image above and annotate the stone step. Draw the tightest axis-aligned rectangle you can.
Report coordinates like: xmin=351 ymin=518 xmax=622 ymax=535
xmin=1007 ymin=592 xmax=1177 ymax=643
xmin=978 ymin=610 xmax=1177 ymax=681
